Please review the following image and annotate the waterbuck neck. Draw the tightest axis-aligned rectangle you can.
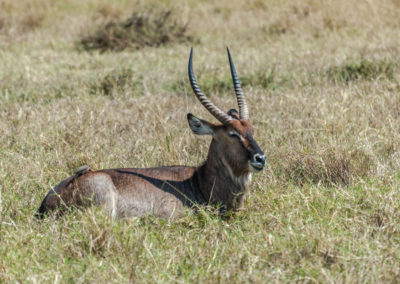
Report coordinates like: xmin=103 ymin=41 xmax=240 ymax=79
xmin=194 ymin=141 xmax=252 ymax=211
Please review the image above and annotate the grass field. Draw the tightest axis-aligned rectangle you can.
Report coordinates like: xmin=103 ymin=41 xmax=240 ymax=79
xmin=1 ymin=0 xmax=400 ymax=282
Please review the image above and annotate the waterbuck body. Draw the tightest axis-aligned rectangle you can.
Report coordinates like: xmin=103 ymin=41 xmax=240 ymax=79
xmin=37 ymin=48 xmax=266 ymax=219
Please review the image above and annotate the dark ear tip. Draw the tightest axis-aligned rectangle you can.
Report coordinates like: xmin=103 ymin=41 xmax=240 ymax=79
xmin=227 ymin=109 xmax=239 ymax=119
xmin=187 ymin=113 xmax=194 ymax=120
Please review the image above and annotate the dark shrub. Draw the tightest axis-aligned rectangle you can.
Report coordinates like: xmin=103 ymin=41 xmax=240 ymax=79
xmin=79 ymin=9 xmax=193 ymax=52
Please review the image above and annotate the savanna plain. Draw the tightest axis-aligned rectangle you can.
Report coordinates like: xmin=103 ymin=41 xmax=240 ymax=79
xmin=1 ymin=0 xmax=400 ymax=282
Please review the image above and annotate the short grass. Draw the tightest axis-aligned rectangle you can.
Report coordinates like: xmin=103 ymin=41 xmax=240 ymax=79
xmin=1 ymin=0 xmax=400 ymax=282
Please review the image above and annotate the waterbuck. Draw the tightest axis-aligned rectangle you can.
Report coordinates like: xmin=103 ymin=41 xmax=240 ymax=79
xmin=37 ymin=48 xmax=266 ymax=219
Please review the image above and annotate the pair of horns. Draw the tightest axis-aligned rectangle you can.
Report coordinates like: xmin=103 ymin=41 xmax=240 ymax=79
xmin=188 ymin=48 xmax=249 ymax=125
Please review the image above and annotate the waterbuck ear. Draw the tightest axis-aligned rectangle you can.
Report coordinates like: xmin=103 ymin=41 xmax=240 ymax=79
xmin=187 ymin=113 xmax=214 ymax=135
xmin=227 ymin=109 xmax=240 ymax=120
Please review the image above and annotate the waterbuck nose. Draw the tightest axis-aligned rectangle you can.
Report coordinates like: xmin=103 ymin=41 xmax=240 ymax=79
xmin=254 ymin=154 xmax=266 ymax=166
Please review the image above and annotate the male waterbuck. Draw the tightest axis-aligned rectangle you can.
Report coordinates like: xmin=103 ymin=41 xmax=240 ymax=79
xmin=37 ymin=48 xmax=266 ymax=219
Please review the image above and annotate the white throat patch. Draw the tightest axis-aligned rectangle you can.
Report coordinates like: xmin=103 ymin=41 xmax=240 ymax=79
xmin=221 ymin=157 xmax=253 ymax=187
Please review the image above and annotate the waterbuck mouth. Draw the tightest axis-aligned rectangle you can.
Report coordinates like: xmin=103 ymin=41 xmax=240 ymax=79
xmin=250 ymin=153 xmax=266 ymax=172
xmin=250 ymin=162 xmax=265 ymax=172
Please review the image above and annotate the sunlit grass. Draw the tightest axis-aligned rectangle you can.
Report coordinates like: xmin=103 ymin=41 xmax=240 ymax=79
xmin=1 ymin=0 xmax=400 ymax=282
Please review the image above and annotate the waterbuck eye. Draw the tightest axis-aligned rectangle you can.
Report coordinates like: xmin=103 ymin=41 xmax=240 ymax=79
xmin=228 ymin=131 xmax=239 ymax=138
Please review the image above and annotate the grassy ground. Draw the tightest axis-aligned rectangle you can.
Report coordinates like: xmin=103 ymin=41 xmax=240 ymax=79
xmin=1 ymin=0 xmax=400 ymax=282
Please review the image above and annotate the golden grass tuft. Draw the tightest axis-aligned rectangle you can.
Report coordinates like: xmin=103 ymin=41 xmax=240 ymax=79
xmin=327 ymin=59 xmax=397 ymax=83
xmin=276 ymin=148 xmax=373 ymax=186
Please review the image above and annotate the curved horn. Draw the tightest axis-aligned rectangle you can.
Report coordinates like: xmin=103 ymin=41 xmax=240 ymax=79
xmin=227 ymin=47 xmax=249 ymax=120
xmin=188 ymin=48 xmax=233 ymax=125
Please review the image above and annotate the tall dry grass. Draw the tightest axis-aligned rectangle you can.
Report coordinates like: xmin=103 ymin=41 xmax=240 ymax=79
xmin=1 ymin=0 xmax=400 ymax=282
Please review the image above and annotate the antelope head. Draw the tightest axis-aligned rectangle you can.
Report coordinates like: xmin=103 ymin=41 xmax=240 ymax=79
xmin=187 ymin=48 xmax=266 ymax=178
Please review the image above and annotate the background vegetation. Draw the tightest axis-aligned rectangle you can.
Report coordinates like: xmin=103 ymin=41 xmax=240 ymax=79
xmin=1 ymin=0 xmax=400 ymax=282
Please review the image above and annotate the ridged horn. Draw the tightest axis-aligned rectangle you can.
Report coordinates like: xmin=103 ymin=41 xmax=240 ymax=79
xmin=227 ymin=47 xmax=249 ymax=120
xmin=188 ymin=48 xmax=233 ymax=125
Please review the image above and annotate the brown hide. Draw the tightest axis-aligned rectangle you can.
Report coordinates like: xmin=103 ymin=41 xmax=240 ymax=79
xmin=37 ymin=149 xmax=252 ymax=219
